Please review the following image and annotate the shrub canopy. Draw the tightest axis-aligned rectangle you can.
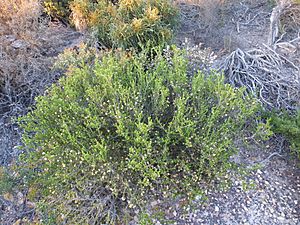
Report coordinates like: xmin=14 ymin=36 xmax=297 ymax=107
xmin=70 ymin=0 xmax=178 ymax=49
xmin=43 ymin=0 xmax=178 ymax=49
xmin=19 ymin=47 xmax=260 ymax=224
xmin=43 ymin=0 xmax=71 ymax=20
xmin=270 ymin=110 xmax=300 ymax=159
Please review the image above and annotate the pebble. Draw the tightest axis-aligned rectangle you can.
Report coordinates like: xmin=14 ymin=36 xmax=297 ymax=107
xmin=26 ymin=201 xmax=35 ymax=208
xmin=4 ymin=35 xmax=16 ymax=42
xmin=11 ymin=40 xmax=28 ymax=49
xmin=151 ymin=201 xmax=158 ymax=207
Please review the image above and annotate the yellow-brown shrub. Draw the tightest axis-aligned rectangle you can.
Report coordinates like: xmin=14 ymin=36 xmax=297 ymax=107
xmin=70 ymin=0 xmax=178 ymax=49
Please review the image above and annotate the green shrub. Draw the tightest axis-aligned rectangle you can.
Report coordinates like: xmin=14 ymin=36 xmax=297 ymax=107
xmin=70 ymin=0 xmax=178 ymax=49
xmin=269 ymin=110 xmax=300 ymax=159
xmin=43 ymin=0 xmax=71 ymax=20
xmin=0 ymin=167 xmax=15 ymax=194
xmin=19 ymin=47 xmax=261 ymax=224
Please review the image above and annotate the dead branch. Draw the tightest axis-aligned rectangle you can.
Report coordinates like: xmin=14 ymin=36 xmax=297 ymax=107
xmin=219 ymin=46 xmax=300 ymax=111
xmin=268 ymin=1 xmax=291 ymax=45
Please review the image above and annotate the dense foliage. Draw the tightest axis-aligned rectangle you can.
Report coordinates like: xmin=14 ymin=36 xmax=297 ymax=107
xmin=43 ymin=0 xmax=71 ymax=20
xmin=19 ymin=47 xmax=261 ymax=224
xmin=43 ymin=0 xmax=178 ymax=49
xmin=269 ymin=110 xmax=300 ymax=159
xmin=70 ymin=0 xmax=178 ymax=49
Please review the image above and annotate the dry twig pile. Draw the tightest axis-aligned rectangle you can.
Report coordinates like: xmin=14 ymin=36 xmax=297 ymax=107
xmin=220 ymin=46 xmax=299 ymax=111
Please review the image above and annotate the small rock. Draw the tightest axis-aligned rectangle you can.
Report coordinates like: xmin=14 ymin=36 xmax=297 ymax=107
xmin=11 ymin=40 xmax=28 ymax=49
xmin=5 ymin=35 xmax=16 ymax=42
xmin=16 ymin=192 xmax=24 ymax=205
xmin=26 ymin=201 xmax=35 ymax=208
xmin=151 ymin=200 xmax=158 ymax=207
xmin=215 ymin=206 xmax=220 ymax=212
xmin=12 ymin=219 xmax=21 ymax=225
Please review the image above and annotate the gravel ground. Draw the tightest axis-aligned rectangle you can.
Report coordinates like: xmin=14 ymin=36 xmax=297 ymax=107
xmin=148 ymin=139 xmax=299 ymax=225
xmin=173 ymin=151 xmax=299 ymax=224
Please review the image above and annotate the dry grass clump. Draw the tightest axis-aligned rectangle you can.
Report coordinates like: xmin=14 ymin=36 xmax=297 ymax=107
xmin=176 ymin=0 xmax=228 ymax=28
xmin=0 ymin=0 xmax=83 ymax=167
xmin=280 ymin=2 xmax=300 ymax=31
xmin=0 ymin=0 xmax=45 ymax=41
xmin=0 ymin=0 xmax=51 ymax=117
xmin=0 ymin=0 xmax=80 ymax=167
xmin=0 ymin=46 xmax=51 ymax=110
xmin=0 ymin=0 xmax=47 ymax=88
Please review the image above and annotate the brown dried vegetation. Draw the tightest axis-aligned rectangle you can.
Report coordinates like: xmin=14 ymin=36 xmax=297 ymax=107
xmin=0 ymin=0 xmax=49 ymax=114
xmin=0 ymin=0 xmax=81 ymax=166
xmin=0 ymin=1 xmax=81 ymax=223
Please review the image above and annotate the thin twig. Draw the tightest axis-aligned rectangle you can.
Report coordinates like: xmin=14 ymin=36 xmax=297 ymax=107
xmin=259 ymin=152 xmax=284 ymax=165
